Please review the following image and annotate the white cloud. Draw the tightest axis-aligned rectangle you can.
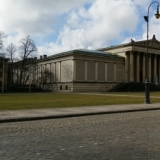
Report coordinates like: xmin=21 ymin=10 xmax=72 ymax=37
xmin=0 ymin=0 xmax=93 ymax=57
xmin=0 ymin=0 xmax=93 ymax=36
xmin=2 ymin=0 xmax=158 ymax=57
xmin=39 ymin=0 xmax=139 ymax=55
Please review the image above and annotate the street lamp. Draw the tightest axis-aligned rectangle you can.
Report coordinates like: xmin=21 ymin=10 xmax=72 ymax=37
xmin=144 ymin=1 xmax=160 ymax=104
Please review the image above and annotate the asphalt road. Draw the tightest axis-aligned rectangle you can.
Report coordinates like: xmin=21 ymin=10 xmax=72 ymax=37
xmin=1 ymin=110 xmax=160 ymax=160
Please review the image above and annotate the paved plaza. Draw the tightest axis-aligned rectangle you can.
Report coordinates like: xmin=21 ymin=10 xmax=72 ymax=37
xmin=1 ymin=110 xmax=160 ymax=160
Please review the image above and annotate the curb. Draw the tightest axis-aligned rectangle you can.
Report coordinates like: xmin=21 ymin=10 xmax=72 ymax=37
xmin=1 ymin=107 xmax=160 ymax=123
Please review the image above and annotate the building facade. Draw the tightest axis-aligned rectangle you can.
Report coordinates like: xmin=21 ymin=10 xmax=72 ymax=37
xmin=99 ymin=35 xmax=160 ymax=84
xmin=11 ymin=35 xmax=160 ymax=92
xmin=12 ymin=50 xmax=125 ymax=92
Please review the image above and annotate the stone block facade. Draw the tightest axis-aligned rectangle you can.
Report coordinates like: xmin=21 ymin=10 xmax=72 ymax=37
xmin=42 ymin=82 xmax=119 ymax=92
xmin=12 ymin=49 xmax=125 ymax=92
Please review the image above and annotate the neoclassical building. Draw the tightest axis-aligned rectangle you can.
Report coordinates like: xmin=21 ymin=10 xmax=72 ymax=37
xmin=12 ymin=49 xmax=125 ymax=92
xmin=99 ymin=35 xmax=160 ymax=84
xmin=33 ymin=50 xmax=124 ymax=92
xmin=11 ymin=35 xmax=160 ymax=92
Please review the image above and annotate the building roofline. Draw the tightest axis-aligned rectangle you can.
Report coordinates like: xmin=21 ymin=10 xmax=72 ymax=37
xmin=98 ymin=35 xmax=160 ymax=51
xmin=38 ymin=49 xmax=124 ymax=62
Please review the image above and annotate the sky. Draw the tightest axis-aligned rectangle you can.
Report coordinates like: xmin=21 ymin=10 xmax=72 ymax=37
xmin=1 ymin=0 xmax=160 ymax=58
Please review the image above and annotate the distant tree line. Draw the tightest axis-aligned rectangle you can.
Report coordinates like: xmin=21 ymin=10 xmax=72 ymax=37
xmin=0 ymin=31 xmax=52 ymax=92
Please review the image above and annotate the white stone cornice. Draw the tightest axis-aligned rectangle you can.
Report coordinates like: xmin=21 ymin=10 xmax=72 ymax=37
xmin=104 ymin=45 xmax=160 ymax=55
xmin=103 ymin=46 xmax=132 ymax=53
xmin=132 ymin=46 xmax=160 ymax=54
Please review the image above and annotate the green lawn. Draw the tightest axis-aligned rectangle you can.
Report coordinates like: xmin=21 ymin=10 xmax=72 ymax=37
xmin=0 ymin=92 xmax=160 ymax=111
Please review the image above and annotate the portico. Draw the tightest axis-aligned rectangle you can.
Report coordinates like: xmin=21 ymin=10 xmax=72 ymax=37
xmin=99 ymin=35 xmax=160 ymax=84
xmin=125 ymin=51 xmax=160 ymax=83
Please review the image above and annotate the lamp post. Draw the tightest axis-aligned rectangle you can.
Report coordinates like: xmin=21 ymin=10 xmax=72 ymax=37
xmin=144 ymin=1 xmax=160 ymax=104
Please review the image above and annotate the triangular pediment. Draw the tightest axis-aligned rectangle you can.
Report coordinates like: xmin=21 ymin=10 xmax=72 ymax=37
xmin=132 ymin=35 xmax=160 ymax=49
xmin=98 ymin=35 xmax=160 ymax=52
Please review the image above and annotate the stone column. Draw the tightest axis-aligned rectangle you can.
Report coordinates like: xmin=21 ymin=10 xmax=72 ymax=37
xmin=114 ymin=64 xmax=116 ymax=82
xmin=85 ymin=61 xmax=87 ymax=81
xmin=49 ymin=63 xmax=51 ymax=83
xmin=123 ymin=64 xmax=125 ymax=82
xmin=55 ymin=62 xmax=57 ymax=82
xmin=125 ymin=52 xmax=130 ymax=82
xmin=105 ymin=63 xmax=107 ymax=82
xmin=130 ymin=51 xmax=134 ymax=82
xmin=54 ymin=63 xmax=56 ymax=82
xmin=143 ymin=53 xmax=145 ymax=82
xmin=73 ymin=60 xmax=76 ymax=81
xmin=136 ymin=52 xmax=140 ymax=82
xmin=148 ymin=54 xmax=152 ymax=83
xmin=154 ymin=54 xmax=157 ymax=83
xmin=40 ymin=65 xmax=42 ymax=82
xmin=95 ymin=62 xmax=98 ymax=81
xmin=59 ymin=62 xmax=61 ymax=82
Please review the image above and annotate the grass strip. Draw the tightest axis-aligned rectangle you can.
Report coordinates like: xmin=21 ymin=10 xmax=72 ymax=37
xmin=0 ymin=93 xmax=160 ymax=111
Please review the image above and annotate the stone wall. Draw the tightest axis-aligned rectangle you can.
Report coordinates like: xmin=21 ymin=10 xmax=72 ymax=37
xmin=87 ymin=61 xmax=95 ymax=81
xmin=72 ymin=82 xmax=118 ymax=92
xmin=42 ymin=82 xmax=120 ymax=92
xmin=61 ymin=60 xmax=73 ymax=82
xmin=116 ymin=64 xmax=124 ymax=81
xmin=107 ymin=63 xmax=114 ymax=81
xmin=76 ymin=60 xmax=85 ymax=81
xmin=75 ymin=59 xmax=124 ymax=83
xmin=97 ymin=62 xmax=105 ymax=81
xmin=12 ymin=50 xmax=124 ymax=92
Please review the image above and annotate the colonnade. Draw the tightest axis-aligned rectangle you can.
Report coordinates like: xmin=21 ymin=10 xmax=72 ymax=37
xmin=125 ymin=51 xmax=160 ymax=83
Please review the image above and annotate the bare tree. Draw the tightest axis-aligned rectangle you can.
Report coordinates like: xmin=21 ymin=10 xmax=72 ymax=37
xmin=6 ymin=43 xmax=16 ymax=63
xmin=19 ymin=36 xmax=37 ymax=88
xmin=6 ymin=43 xmax=17 ymax=85
xmin=0 ymin=32 xmax=6 ymax=57
xmin=40 ymin=68 xmax=53 ymax=88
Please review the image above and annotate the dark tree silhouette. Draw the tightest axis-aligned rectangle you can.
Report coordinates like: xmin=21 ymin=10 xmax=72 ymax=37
xmin=19 ymin=36 xmax=37 ymax=88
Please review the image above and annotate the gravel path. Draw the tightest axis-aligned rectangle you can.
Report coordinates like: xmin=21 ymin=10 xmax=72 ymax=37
xmin=1 ymin=110 xmax=160 ymax=159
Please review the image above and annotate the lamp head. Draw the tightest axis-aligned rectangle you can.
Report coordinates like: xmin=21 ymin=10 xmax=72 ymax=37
xmin=144 ymin=16 xmax=148 ymax=22
xmin=155 ymin=5 xmax=160 ymax=19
